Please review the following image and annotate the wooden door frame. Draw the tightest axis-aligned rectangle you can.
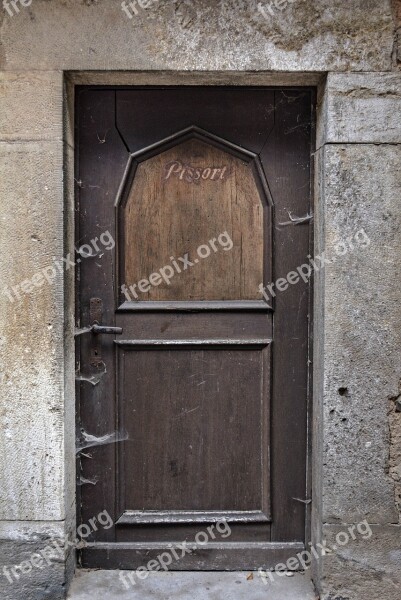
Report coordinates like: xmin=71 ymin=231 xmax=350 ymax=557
xmin=66 ymin=74 xmax=316 ymax=569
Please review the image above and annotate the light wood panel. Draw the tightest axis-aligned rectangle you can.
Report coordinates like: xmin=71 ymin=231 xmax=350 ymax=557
xmin=122 ymin=138 xmax=265 ymax=301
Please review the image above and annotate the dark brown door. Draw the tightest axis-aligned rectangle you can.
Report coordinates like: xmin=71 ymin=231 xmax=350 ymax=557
xmin=76 ymin=87 xmax=314 ymax=569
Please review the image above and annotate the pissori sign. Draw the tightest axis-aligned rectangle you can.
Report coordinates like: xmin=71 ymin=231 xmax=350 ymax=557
xmin=164 ymin=160 xmax=230 ymax=183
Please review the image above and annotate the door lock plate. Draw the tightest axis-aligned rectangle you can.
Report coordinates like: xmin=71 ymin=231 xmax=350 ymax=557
xmin=89 ymin=298 xmax=103 ymax=366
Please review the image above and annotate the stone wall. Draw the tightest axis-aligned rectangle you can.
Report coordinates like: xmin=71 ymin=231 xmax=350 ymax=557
xmin=313 ymin=74 xmax=401 ymax=598
xmin=0 ymin=1 xmax=400 ymax=599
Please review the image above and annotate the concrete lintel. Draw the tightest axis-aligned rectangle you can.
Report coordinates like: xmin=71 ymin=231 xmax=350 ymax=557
xmin=0 ymin=0 xmax=394 ymax=72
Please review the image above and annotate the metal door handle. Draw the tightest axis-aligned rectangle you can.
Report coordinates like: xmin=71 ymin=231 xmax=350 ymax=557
xmin=92 ymin=324 xmax=123 ymax=335
xmin=74 ymin=324 xmax=123 ymax=337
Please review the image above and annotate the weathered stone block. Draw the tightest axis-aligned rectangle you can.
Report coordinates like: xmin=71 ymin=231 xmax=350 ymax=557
xmin=389 ymin=395 xmax=401 ymax=523
xmin=320 ymin=524 xmax=401 ymax=600
xmin=0 ymin=0 xmax=395 ymax=72
xmin=318 ymin=73 xmax=401 ymax=145
xmin=0 ymin=72 xmax=63 ymax=141
xmin=0 ymin=141 xmax=65 ymax=521
xmin=0 ymin=521 xmax=71 ymax=600
xmin=393 ymin=0 xmax=401 ymax=68
xmin=317 ymin=144 xmax=401 ymax=524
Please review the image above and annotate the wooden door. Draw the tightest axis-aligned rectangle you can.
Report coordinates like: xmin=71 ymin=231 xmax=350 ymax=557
xmin=76 ymin=87 xmax=314 ymax=570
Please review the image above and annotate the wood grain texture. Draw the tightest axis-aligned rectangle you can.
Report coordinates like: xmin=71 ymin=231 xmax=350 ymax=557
xmin=117 ymin=346 xmax=270 ymax=519
xmin=77 ymin=87 xmax=313 ymax=569
xmin=116 ymin=88 xmax=276 ymax=154
xmin=76 ymin=89 xmax=128 ymax=542
xmin=117 ymin=510 xmax=270 ymax=524
xmin=261 ymin=90 xmax=313 ymax=542
xmin=81 ymin=541 xmax=305 ymax=570
xmin=122 ymin=138 xmax=264 ymax=301
xmin=118 ymin=300 xmax=271 ymax=311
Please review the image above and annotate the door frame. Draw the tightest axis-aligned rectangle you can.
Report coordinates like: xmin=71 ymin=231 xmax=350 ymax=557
xmin=67 ymin=74 xmax=316 ymax=570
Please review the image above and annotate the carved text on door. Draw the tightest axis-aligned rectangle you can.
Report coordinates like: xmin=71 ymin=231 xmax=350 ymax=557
xmin=164 ymin=160 xmax=229 ymax=183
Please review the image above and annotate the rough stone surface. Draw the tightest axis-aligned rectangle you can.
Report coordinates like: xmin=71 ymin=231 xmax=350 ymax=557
xmin=311 ymin=143 xmax=326 ymax=590
xmin=62 ymin=141 xmax=77 ymax=551
xmin=0 ymin=521 xmax=70 ymax=600
xmin=67 ymin=570 xmax=316 ymax=600
xmin=0 ymin=0 xmax=395 ymax=72
xmin=389 ymin=390 xmax=401 ymax=523
xmin=320 ymin=524 xmax=401 ymax=600
xmin=317 ymin=144 xmax=401 ymax=525
xmin=393 ymin=0 xmax=401 ymax=67
xmin=0 ymin=141 xmax=65 ymax=521
xmin=0 ymin=70 xmax=75 ymax=600
xmin=317 ymin=72 xmax=401 ymax=146
xmin=0 ymin=71 xmax=63 ymax=141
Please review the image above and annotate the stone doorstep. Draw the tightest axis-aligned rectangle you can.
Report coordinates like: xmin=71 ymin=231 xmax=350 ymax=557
xmin=67 ymin=569 xmax=317 ymax=600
